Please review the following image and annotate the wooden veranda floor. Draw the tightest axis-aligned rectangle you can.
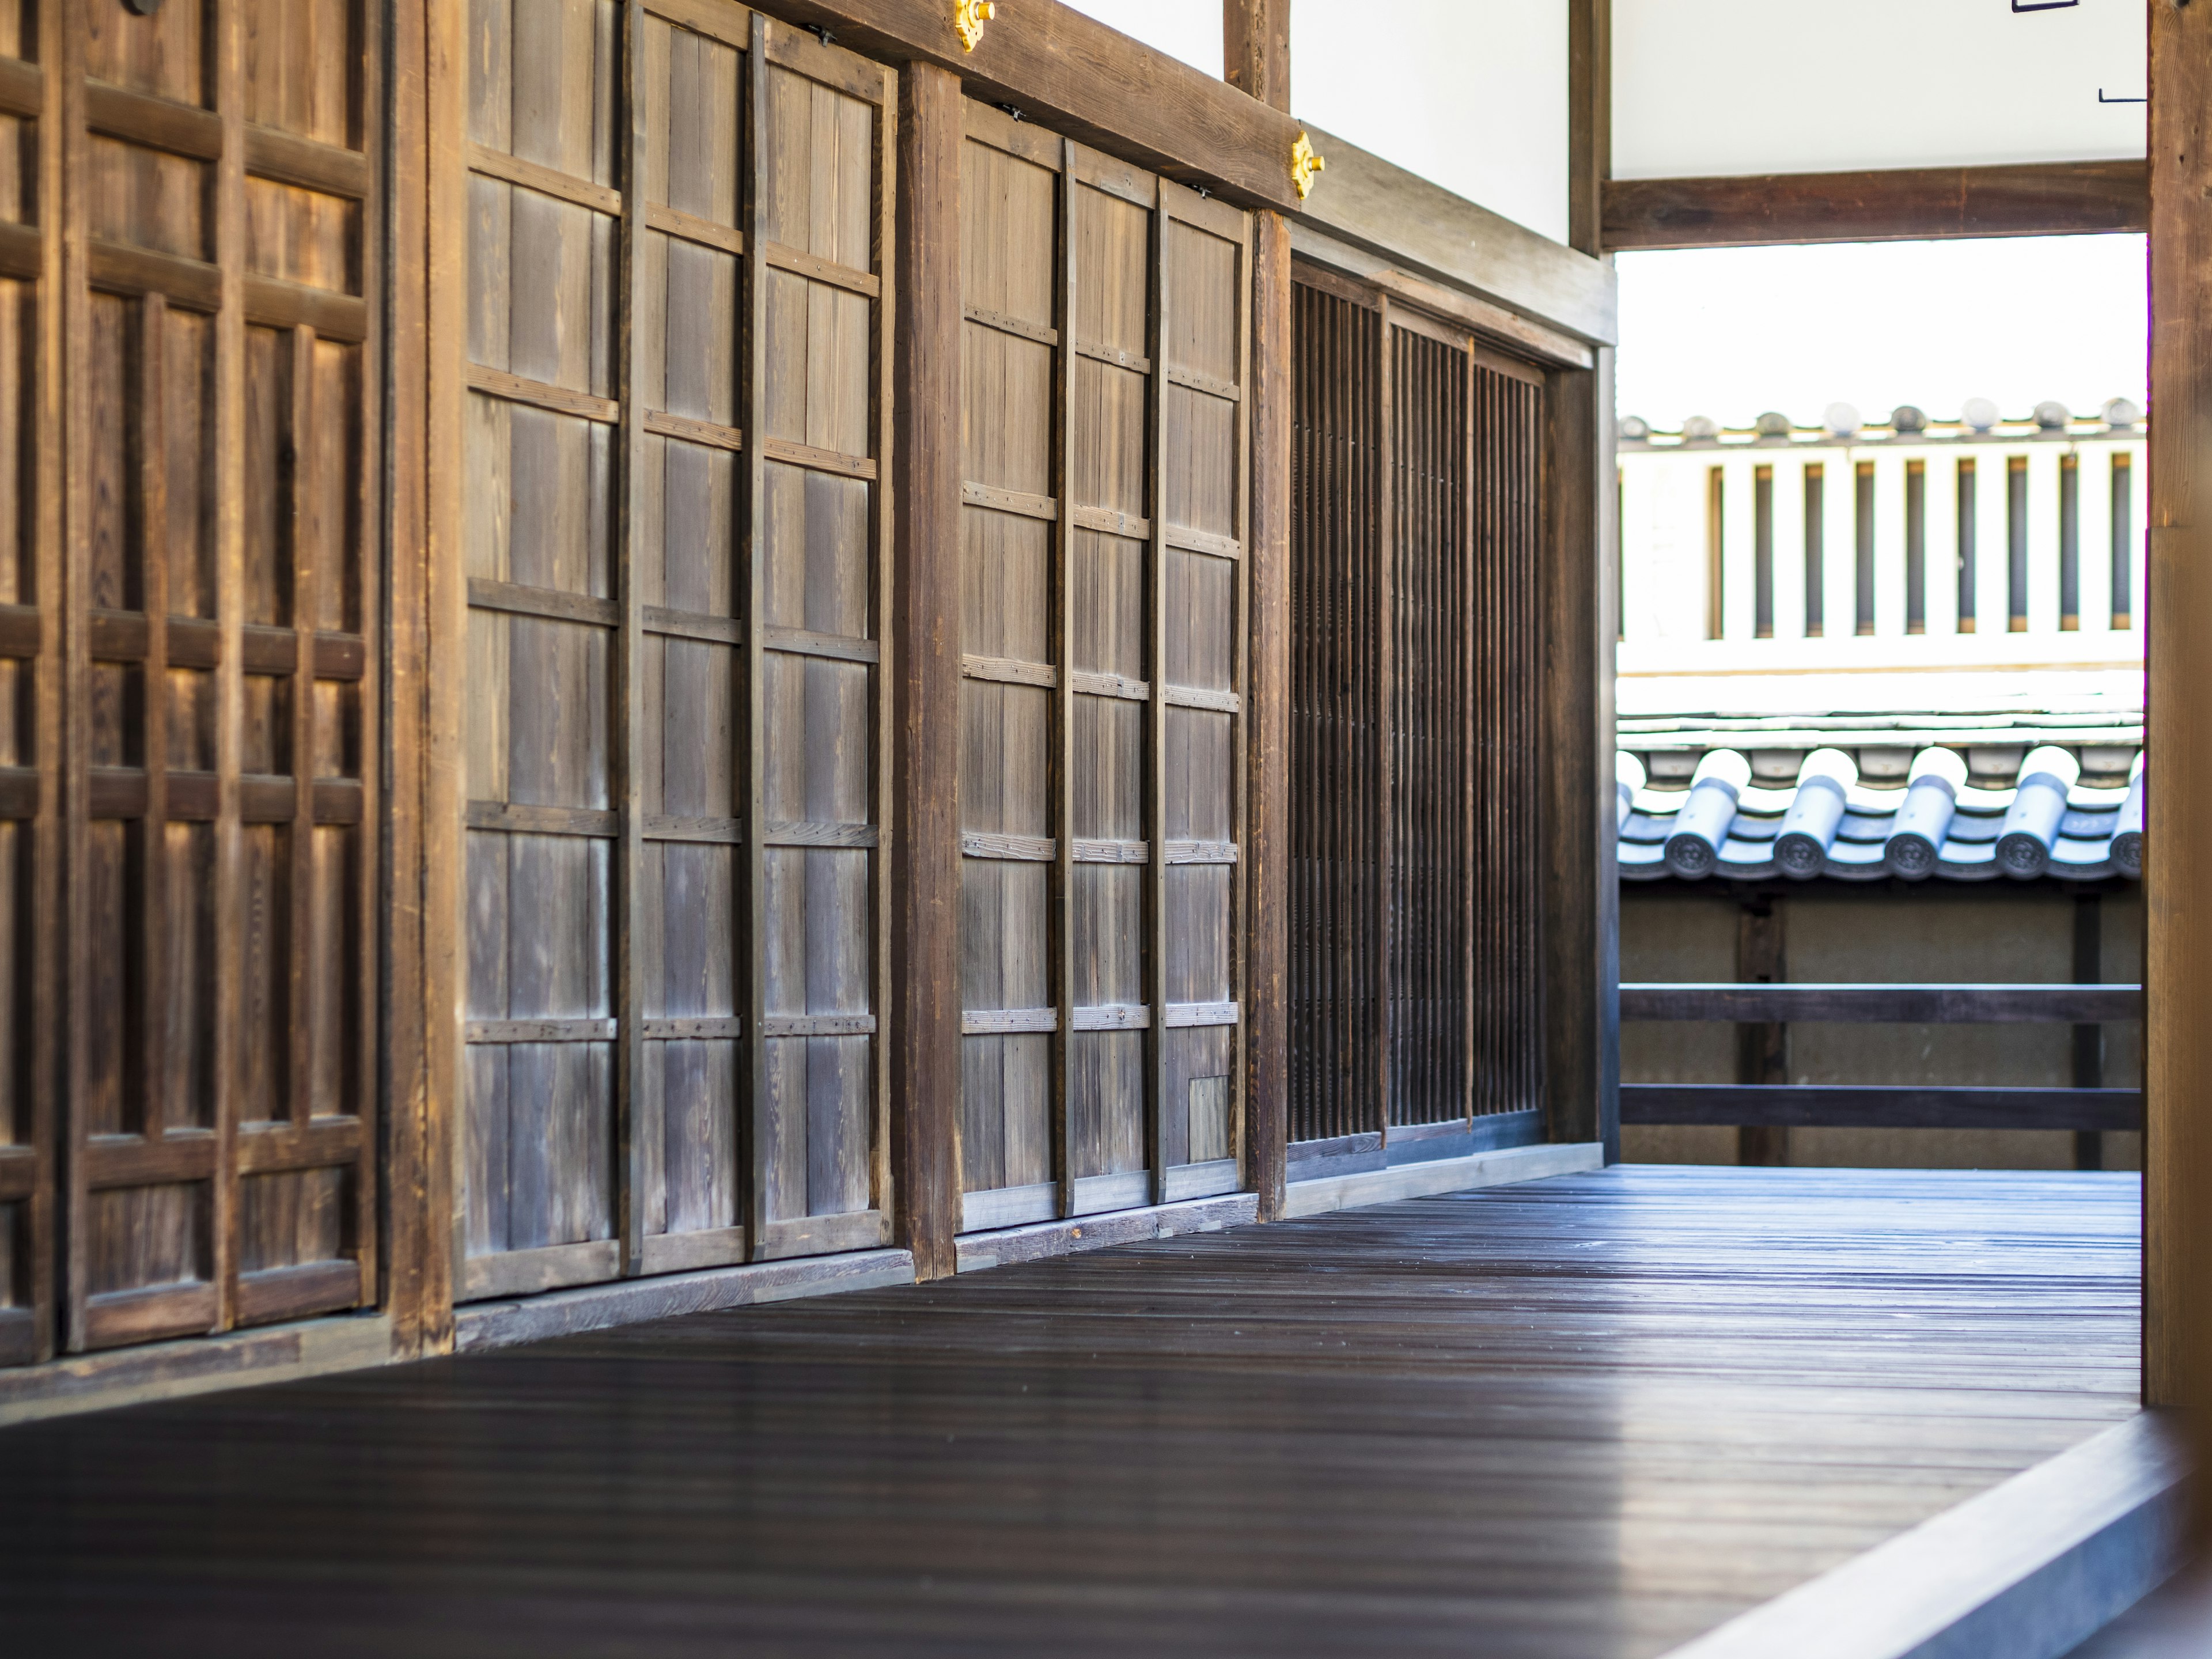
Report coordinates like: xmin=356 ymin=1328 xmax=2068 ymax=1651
xmin=0 ymin=1165 xmax=2143 ymax=1658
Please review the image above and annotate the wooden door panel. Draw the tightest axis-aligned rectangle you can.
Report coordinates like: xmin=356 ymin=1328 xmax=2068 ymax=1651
xmin=457 ymin=5 xmax=891 ymax=1295
xmin=956 ymin=107 xmax=1249 ymax=1228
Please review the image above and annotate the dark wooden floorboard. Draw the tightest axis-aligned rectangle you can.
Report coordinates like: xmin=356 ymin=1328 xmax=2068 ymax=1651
xmin=0 ymin=1166 xmax=2142 ymax=1657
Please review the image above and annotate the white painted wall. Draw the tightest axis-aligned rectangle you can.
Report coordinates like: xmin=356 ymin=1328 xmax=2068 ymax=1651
xmin=1613 ymin=0 xmax=2146 ymax=180
xmin=1058 ymin=1 xmax=1222 ymax=77
xmin=1293 ymin=0 xmax=1571 ymax=245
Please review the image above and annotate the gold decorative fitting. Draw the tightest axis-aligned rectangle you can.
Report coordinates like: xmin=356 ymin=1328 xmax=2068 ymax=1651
xmin=954 ymin=0 xmax=994 ymax=52
xmin=1290 ymin=131 xmax=1325 ymax=202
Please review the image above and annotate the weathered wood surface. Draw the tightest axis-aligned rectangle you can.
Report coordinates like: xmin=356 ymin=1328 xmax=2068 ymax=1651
xmin=1624 ymin=1083 xmax=2143 ymax=1133
xmin=1293 ymin=123 xmax=1616 ymax=348
xmin=0 ymin=1166 xmax=2142 ymax=1654
xmin=1603 ymin=161 xmax=2149 ymax=252
xmin=1623 ymin=983 xmax=2146 ymax=1025
xmin=1566 ymin=0 xmax=1608 ymax=257
xmin=754 ymin=0 xmax=1302 ymax=214
xmin=2147 ymin=0 xmax=2212 ymax=1424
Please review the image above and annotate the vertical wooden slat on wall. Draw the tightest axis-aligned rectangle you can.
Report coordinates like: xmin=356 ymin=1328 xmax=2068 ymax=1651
xmin=953 ymin=107 xmax=1249 ymax=1233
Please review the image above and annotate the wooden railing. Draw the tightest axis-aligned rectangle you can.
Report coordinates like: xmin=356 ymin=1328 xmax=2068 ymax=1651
xmin=1619 ymin=982 xmax=2143 ymax=1131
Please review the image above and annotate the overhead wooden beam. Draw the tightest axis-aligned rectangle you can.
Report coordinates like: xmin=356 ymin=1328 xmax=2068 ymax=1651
xmin=889 ymin=60 xmax=964 ymax=1282
xmin=1603 ymin=160 xmax=2149 ymax=252
xmin=1227 ymin=1 xmax=1290 ymax=1221
xmin=1567 ymin=0 xmax=1608 ymax=258
xmin=755 ymin=0 xmax=1303 ymax=213
xmin=1623 ymin=1084 xmax=2142 ymax=1134
xmin=1222 ymin=0 xmax=1287 ymax=115
xmin=2146 ymin=0 xmax=2212 ymax=1430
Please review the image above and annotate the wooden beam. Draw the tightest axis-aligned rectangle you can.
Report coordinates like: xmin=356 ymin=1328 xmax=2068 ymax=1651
xmin=1603 ymin=160 xmax=2149 ymax=252
xmin=1622 ymin=1084 xmax=2143 ymax=1134
xmin=889 ymin=60 xmax=964 ymax=1282
xmin=1291 ymin=124 xmax=1616 ymax=347
xmin=1541 ymin=354 xmax=1620 ymax=1160
xmin=1222 ymin=0 xmax=1288 ymax=115
xmin=1567 ymin=0 xmax=1608 ymax=258
xmin=2147 ymin=0 xmax=2212 ymax=1425
xmin=753 ymin=0 xmax=1303 ymax=213
xmin=1622 ymin=982 xmax=2146 ymax=1024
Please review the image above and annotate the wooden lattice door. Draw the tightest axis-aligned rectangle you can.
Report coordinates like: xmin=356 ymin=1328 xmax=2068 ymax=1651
xmin=455 ymin=1 xmax=893 ymax=1300
xmin=956 ymin=103 xmax=1249 ymax=1232
xmin=0 ymin=0 xmax=385 ymax=1367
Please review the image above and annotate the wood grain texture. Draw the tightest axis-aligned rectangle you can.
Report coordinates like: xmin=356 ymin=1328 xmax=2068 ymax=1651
xmin=2146 ymin=0 xmax=2212 ymax=1432
xmin=1566 ymin=0 xmax=1607 ymax=257
xmin=751 ymin=0 xmax=1302 ymax=214
xmin=1624 ymin=982 xmax=2146 ymax=1024
xmin=891 ymin=60 xmax=962 ymax=1281
xmin=0 ymin=1165 xmax=2144 ymax=1656
xmin=1221 ymin=0 xmax=1288 ymax=115
xmin=1603 ymin=161 xmax=2149 ymax=252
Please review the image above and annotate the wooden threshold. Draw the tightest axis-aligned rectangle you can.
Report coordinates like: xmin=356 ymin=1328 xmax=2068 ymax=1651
xmin=1603 ymin=160 xmax=2149 ymax=252
xmin=454 ymin=1248 xmax=916 ymax=1353
xmin=955 ymin=1191 xmax=1259 ymax=1272
xmin=1281 ymin=1140 xmax=1604 ymax=1219
xmin=1661 ymin=1411 xmax=2186 ymax=1659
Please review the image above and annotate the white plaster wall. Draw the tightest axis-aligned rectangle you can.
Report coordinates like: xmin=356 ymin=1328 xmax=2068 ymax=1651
xmin=1613 ymin=0 xmax=2147 ymax=181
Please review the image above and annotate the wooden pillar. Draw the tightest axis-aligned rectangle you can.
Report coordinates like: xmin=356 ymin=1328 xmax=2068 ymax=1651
xmin=891 ymin=60 xmax=964 ymax=1281
xmin=1227 ymin=0 xmax=1291 ymax=1217
xmin=2146 ymin=0 xmax=2212 ymax=1422
xmin=1567 ymin=0 xmax=1609 ymax=258
xmin=1541 ymin=353 xmax=1620 ymax=1159
xmin=1736 ymin=895 xmax=1788 ymax=1167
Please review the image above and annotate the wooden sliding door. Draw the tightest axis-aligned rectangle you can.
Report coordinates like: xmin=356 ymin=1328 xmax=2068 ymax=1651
xmin=455 ymin=1 xmax=892 ymax=1301
xmin=1287 ymin=267 xmax=1543 ymax=1161
xmin=956 ymin=103 xmax=1249 ymax=1232
xmin=0 ymin=0 xmax=385 ymax=1368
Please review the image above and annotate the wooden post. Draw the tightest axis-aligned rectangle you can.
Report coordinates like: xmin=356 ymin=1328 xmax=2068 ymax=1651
xmin=1541 ymin=354 xmax=1620 ymax=1158
xmin=1567 ymin=0 xmax=1609 ymax=258
xmin=1736 ymin=896 xmax=1789 ymax=1167
xmin=1226 ymin=0 xmax=1290 ymax=1218
xmin=891 ymin=60 xmax=964 ymax=1281
xmin=2146 ymin=0 xmax=2212 ymax=1427
xmin=2072 ymin=892 xmax=2103 ymax=1173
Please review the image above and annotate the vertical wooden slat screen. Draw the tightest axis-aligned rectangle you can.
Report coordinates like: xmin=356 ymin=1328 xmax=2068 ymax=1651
xmin=1288 ymin=268 xmax=1544 ymax=1152
xmin=955 ymin=103 xmax=1248 ymax=1233
xmin=0 ymin=0 xmax=387 ymax=1365
xmin=454 ymin=2 xmax=892 ymax=1302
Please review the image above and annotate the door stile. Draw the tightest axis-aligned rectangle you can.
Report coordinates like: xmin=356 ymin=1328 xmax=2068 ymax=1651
xmin=1050 ymin=135 xmax=1076 ymax=1221
xmin=1372 ymin=294 xmax=1392 ymax=1145
xmin=870 ymin=66 xmax=897 ymax=1230
xmin=56 ymin=0 xmax=85 ymax=1351
xmin=1460 ymin=346 xmax=1476 ymax=1126
xmin=615 ymin=1 xmax=648 ymax=1278
xmin=1230 ymin=209 xmax=1252 ymax=1180
xmin=1142 ymin=185 xmax=1167 ymax=1204
xmin=740 ymin=12 xmax=770 ymax=1259
xmin=138 ymin=294 xmax=172 ymax=1169
xmin=285 ymin=324 xmax=317 ymax=1158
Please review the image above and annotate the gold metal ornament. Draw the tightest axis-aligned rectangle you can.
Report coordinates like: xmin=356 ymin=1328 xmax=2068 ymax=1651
xmin=954 ymin=0 xmax=995 ymax=52
xmin=1290 ymin=131 xmax=1325 ymax=202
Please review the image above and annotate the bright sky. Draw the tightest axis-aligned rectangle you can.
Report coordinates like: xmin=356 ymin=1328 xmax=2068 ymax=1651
xmin=1615 ymin=235 xmax=2149 ymax=433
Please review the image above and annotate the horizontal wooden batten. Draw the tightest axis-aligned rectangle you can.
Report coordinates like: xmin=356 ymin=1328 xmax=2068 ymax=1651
xmin=245 ymin=124 xmax=370 ymax=200
xmin=1165 ymin=364 xmax=1237 ymax=402
xmin=1620 ymin=982 xmax=2145 ymax=1024
xmin=465 ymin=140 xmax=621 ymax=216
xmin=642 ymin=813 xmax=743 ymax=844
xmin=0 ymin=54 xmax=36 ymax=119
xmin=964 ymin=305 xmax=1055 ymax=347
xmin=762 ymin=821 xmax=876 ymax=849
xmin=759 ymin=1014 xmax=876 ymax=1039
xmin=753 ymin=1207 xmax=891 ymax=1263
xmin=763 ymin=238 xmax=878 ymax=297
xmin=236 ymin=1120 xmax=364 ymax=1175
xmin=961 ymin=482 xmax=1056 ymax=521
xmin=0 ymin=767 xmax=32 ymax=819
xmin=464 ymin=363 xmax=620 ymax=424
xmin=1072 ymin=1004 xmax=1149 ymax=1032
xmin=634 ymin=1226 xmax=749 ymax=1279
xmin=962 ymin=653 xmax=1055 ymax=688
xmin=460 ymin=1241 xmax=623 ymax=1305
xmin=1068 ymin=1171 xmax=1153 ymax=1217
xmin=82 ymin=1282 xmax=220 ymax=1352
xmin=643 ymin=201 xmax=743 ymax=256
xmin=465 ymin=801 xmax=621 ymax=839
xmin=0 ymin=1147 xmax=33 ymax=1202
xmin=1074 ymin=338 xmax=1147 ymax=373
xmin=82 ymin=1134 xmax=213 ymax=1189
xmin=643 ymin=607 xmax=741 ymax=645
xmin=80 ymin=611 xmax=365 ymax=679
xmin=244 ymin=275 xmax=367 ymax=343
xmin=1164 ymin=684 xmax=1240 ymax=715
xmin=467 ymin=577 xmax=620 ymax=629
xmin=466 ymin=1019 xmax=618 ymax=1045
xmin=88 ymin=239 xmax=221 ymax=312
xmin=963 ymin=832 xmax=1055 ymax=862
xmin=84 ymin=770 xmax=359 ymax=825
xmin=1621 ymin=1084 xmax=2143 ymax=1132
xmin=1165 ymin=524 xmax=1241 ymax=560
xmin=0 ymin=220 xmax=32 ymax=284
xmin=86 ymin=78 xmax=222 ymax=160
xmin=1070 ymin=503 xmax=1147 ymax=540
xmin=1165 ymin=1002 xmax=1239 ymax=1029
xmin=961 ymin=1007 xmax=1058 ymax=1035
xmin=761 ymin=436 xmax=876 ymax=480
xmin=1073 ymin=838 xmax=1146 ymax=864
xmin=762 ymin=626 xmax=878 ymax=664
xmin=1069 ymin=670 xmax=1146 ymax=702
xmin=959 ymin=1181 xmax=1058 ymax=1234
xmin=1165 ymin=839 xmax=1236 ymax=865
xmin=644 ymin=0 xmax=754 ymax=51
xmin=1603 ymin=160 xmax=2151 ymax=251
xmin=644 ymin=409 xmax=744 ymax=452
xmin=642 ymin=1017 xmax=746 ymax=1041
